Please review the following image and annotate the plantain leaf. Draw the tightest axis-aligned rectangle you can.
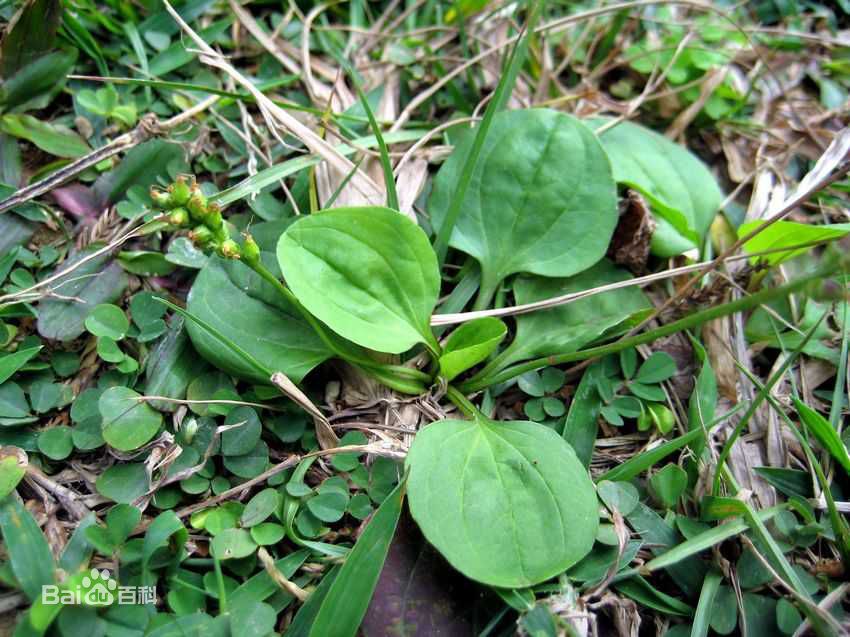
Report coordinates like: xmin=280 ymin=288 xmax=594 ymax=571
xmin=407 ymin=416 xmax=598 ymax=587
xmin=36 ymin=247 xmax=128 ymax=342
xmin=439 ymin=317 xmax=506 ymax=381
xmin=187 ymin=223 xmax=332 ymax=384
xmin=430 ymin=109 xmax=618 ymax=308
xmin=487 ymin=260 xmax=650 ymax=374
xmin=278 ymin=206 xmax=440 ymax=354
xmin=591 ymin=119 xmax=722 ymax=257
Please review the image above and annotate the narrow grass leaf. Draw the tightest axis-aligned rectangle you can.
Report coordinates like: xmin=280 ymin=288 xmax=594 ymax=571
xmin=307 ymin=480 xmax=405 ymax=637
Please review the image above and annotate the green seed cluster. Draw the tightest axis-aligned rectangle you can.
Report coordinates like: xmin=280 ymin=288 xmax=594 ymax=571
xmin=150 ymin=176 xmax=259 ymax=265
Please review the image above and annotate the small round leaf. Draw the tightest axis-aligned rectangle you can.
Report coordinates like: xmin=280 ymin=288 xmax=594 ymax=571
xmin=85 ymin=304 xmax=130 ymax=340
xmin=99 ymin=386 xmax=163 ymax=451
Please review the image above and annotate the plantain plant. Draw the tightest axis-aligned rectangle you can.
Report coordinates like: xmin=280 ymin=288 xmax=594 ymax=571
xmin=148 ymin=108 xmax=844 ymax=593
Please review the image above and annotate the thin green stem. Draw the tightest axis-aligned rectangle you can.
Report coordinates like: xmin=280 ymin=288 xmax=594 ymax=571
xmin=445 ymin=385 xmax=479 ymax=418
xmin=213 ymin=555 xmax=228 ymax=613
xmin=432 ymin=1 xmax=542 ymax=266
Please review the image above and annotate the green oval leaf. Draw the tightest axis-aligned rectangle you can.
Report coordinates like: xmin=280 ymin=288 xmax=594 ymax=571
xmin=439 ymin=317 xmax=507 ymax=381
xmin=430 ymin=109 xmax=618 ymax=306
xmin=591 ymin=119 xmax=723 ymax=257
xmin=98 ymin=386 xmax=163 ymax=451
xmin=277 ymin=206 xmax=440 ymax=354
xmin=492 ymin=260 xmax=650 ymax=373
xmin=85 ymin=304 xmax=130 ymax=340
xmin=187 ymin=255 xmax=331 ymax=384
xmin=211 ymin=528 xmax=257 ymax=560
xmin=407 ymin=417 xmax=598 ymax=587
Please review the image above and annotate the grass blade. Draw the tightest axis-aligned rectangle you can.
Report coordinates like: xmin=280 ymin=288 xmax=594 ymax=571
xmin=794 ymin=398 xmax=850 ymax=475
xmin=341 ymin=61 xmax=399 ymax=211
xmin=691 ymin=570 xmax=722 ymax=637
xmin=431 ymin=0 xmax=542 ymax=265
xmin=0 ymin=494 xmax=55 ymax=601
xmin=306 ymin=479 xmax=405 ymax=637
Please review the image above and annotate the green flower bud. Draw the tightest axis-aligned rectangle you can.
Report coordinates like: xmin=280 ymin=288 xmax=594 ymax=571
xmin=241 ymin=234 xmax=261 ymax=268
xmin=188 ymin=225 xmax=214 ymax=248
xmin=169 ymin=176 xmax=192 ymax=206
xmin=219 ymin=239 xmax=241 ymax=259
xmin=149 ymin=187 xmax=172 ymax=209
xmin=205 ymin=202 xmax=224 ymax=231
xmin=168 ymin=208 xmax=190 ymax=227
xmin=187 ymin=193 xmax=208 ymax=220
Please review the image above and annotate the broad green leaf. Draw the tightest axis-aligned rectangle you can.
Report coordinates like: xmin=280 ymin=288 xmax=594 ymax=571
xmin=240 ymin=488 xmax=281 ymax=527
xmin=308 ymin=480 xmax=405 ymax=637
xmin=710 ymin=586 xmax=739 ymax=635
xmin=251 ymin=523 xmax=285 ymax=545
xmin=439 ymin=317 xmax=506 ymax=381
xmin=143 ymin=317 xmax=208 ymax=411
xmin=278 ymin=206 xmax=440 ymax=354
xmin=93 ymin=140 xmax=183 ymax=205
xmin=794 ymin=398 xmax=850 ymax=474
xmin=187 ymin=251 xmax=331 ymax=384
xmin=117 ymin=250 xmax=177 ymax=276
xmin=0 ymin=447 xmax=26 ymax=497
xmin=597 ymin=480 xmax=640 ymax=516
xmin=407 ymin=417 xmax=598 ymax=587
xmin=142 ymin=511 xmax=187 ymax=585
xmin=0 ymin=50 xmax=77 ymax=112
xmin=221 ymin=406 xmax=261 ymax=456
xmin=0 ymin=114 xmax=89 ymax=158
xmin=230 ymin=601 xmax=276 ymax=637
xmin=739 ymin=220 xmax=850 ymax=265
xmin=591 ymin=119 xmax=723 ymax=257
xmin=0 ymin=493 xmax=55 ymax=601
xmin=98 ymin=387 xmax=163 ymax=451
xmin=430 ymin=109 xmax=618 ymax=307
xmin=776 ymin=598 xmax=802 ymax=634
xmin=488 ymin=260 xmax=650 ymax=373
xmin=37 ymin=248 xmax=128 ymax=342
xmin=37 ymin=426 xmax=72 ymax=460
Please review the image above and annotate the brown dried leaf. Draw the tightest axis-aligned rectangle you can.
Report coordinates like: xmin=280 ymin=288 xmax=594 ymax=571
xmin=607 ymin=190 xmax=656 ymax=274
